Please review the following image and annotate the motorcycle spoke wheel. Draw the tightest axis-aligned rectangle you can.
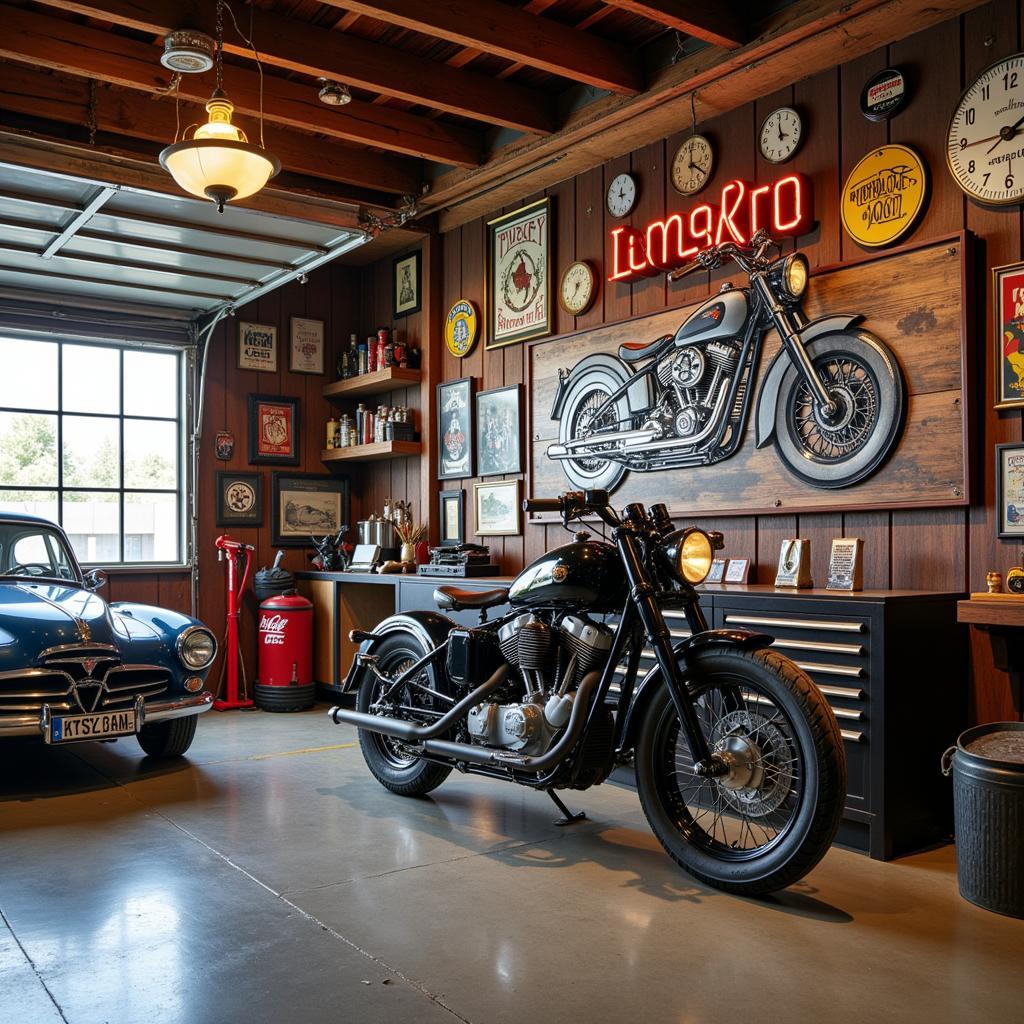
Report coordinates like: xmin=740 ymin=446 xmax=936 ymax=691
xmin=570 ymin=387 xmax=620 ymax=472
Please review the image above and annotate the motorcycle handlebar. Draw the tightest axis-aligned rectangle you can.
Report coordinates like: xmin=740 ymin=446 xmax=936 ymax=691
xmin=524 ymin=491 xmax=620 ymax=528
xmin=522 ymin=498 xmax=563 ymax=513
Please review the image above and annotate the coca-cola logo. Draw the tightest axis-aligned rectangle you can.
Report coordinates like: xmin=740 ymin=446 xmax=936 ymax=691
xmin=261 ymin=613 xmax=287 ymax=645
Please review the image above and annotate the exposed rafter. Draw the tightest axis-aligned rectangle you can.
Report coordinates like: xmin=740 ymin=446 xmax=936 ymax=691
xmin=32 ymin=0 xmax=554 ymax=135
xmin=327 ymin=0 xmax=643 ymax=94
xmin=0 ymin=4 xmax=481 ymax=167
xmin=601 ymin=1 xmax=746 ymax=49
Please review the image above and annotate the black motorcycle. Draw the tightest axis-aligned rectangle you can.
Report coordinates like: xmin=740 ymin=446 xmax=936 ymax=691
xmin=328 ymin=490 xmax=845 ymax=895
xmin=547 ymin=230 xmax=905 ymax=493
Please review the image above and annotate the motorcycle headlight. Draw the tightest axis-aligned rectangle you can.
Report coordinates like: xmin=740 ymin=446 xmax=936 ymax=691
xmin=663 ymin=528 xmax=715 ymax=586
xmin=782 ymin=253 xmax=808 ymax=299
xmin=177 ymin=626 xmax=217 ymax=670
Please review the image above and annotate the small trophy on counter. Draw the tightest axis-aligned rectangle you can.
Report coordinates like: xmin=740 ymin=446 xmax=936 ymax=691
xmin=775 ymin=538 xmax=812 ymax=588
xmin=826 ymin=537 xmax=863 ymax=591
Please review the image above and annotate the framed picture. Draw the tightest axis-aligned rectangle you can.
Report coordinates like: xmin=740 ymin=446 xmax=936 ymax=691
xmin=437 ymin=376 xmax=473 ymax=479
xmin=289 ymin=316 xmax=325 ymax=375
xmin=271 ymin=472 xmax=350 ymax=547
xmin=238 ymin=321 xmax=277 ymax=373
xmin=474 ymin=479 xmax=520 ymax=537
xmin=439 ymin=489 xmax=465 ymax=547
xmin=724 ymin=558 xmax=751 ymax=584
xmin=248 ymin=394 xmax=300 ymax=465
xmin=996 ymin=443 xmax=1024 ymax=539
xmin=393 ymin=249 xmax=422 ymax=318
xmin=476 ymin=384 xmax=522 ymax=477
xmin=215 ymin=471 xmax=263 ymax=527
xmin=706 ymin=559 xmax=727 ymax=584
xmin=486 ymin=197 xmax=552 ymax=349
xmin=994 ymin=261 xmax=1024 ymax=409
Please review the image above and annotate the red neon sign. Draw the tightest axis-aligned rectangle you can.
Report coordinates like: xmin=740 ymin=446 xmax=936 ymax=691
xmin=609 ymin=173 xmax=814 ymax=283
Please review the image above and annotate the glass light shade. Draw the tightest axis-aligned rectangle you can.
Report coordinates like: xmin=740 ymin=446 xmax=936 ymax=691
xmin=160 ymin=94 xmax=280 ymax=209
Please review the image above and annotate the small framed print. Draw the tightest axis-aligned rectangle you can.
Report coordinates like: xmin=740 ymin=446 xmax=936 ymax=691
xmin=437 ymin=377 xmax=473 ymax=480
xmin=439 ymin=489 xmax=465 ymax=547
xmin=724 ymin=558 xmax=750 ymax=584
xmin=289 ymin=316 xmax=325 ymax=375
xmin=271 ymin=472 xmax=350 ymax=547
xmin=474 ymin=479 xmax=520 ymax=537
xmin=393 ymin=249 xmax=422 ymax=318
xmin=238 ymin=321 xmax=277 ymax=373
xmin=476 ymin=384 xmax=522 ymax=477
xmin=706 ymin=559 xmax=727 ymax=584
xmin=248 ymin=394 xmax=300 ymax=465
xmin=994 ymin=262 xmax=1024 ymax=409
xmin=216 ymin=471 xmax=263 ymax=527
xmin=997 ymin=443 xmax=1024 ymax=539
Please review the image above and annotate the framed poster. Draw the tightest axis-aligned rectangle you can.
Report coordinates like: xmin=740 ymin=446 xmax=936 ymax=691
xmin=437 ymin=376 xmax=473 ymax=480
xmin=238 ymin=321 xmax=277 ymax=373
xmin=439 ymin=489 xmax=465 ymax=547
xmin=393 ymin=249 xmax=421 ymax=318
xmin=474 ymin=479 xmax=520 ymax=537
xmin=997 ymin=443 xmax=1024 ymax=539
xmin=994 ymin=261 xmax=1024 ymax=409
xmin=476 ymin=384 xmax=522 ymax=477
xmin=248 ymin=394 xmax=300 ymax=465
xmin=724 ymin=558 xmax=751 ymax=584
xmin=486 ymin=197 xmax=552 ymax=349
xmin=289 ymin=316 xmax=325 ymax=375
xmin=215 ymin=471 xmax=263 ymax=527
xmin=271 ymin=472 xmax=350 ymax=547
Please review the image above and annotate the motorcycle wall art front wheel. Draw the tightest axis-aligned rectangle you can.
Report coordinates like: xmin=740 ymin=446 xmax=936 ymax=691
xmin=557 ymin=365 xmax=631 ymax=493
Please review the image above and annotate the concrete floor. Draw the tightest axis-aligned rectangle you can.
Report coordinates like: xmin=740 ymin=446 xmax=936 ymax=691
xmin=1 ymin=709 xmax=1022 ymax=1024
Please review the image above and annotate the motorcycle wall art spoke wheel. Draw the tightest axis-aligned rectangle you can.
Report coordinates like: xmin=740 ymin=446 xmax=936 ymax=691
xmin=791 ymin=354 xmax=879 ymax=463
xmin=557 ymin=378 xmax=630 ymax=492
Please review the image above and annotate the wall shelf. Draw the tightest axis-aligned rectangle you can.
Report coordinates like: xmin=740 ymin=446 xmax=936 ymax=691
xmin=321 ymin=441 xmax=421 ymax=464
xmin=322 ymin=367 xmax=421 ymax=401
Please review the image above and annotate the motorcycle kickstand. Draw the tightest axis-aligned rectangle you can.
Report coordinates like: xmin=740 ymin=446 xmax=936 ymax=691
xmin=547 ymin=789 xmax=587 ymax=827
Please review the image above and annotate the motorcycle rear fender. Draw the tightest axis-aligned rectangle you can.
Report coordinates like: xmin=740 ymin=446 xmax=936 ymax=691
xmin=549 ymin=352 xmax=655 ymax=421
xmin=618 ymin=629 xmax=773 ymax=752
xmin=754 ymin=314 xmax=864 ymax=449
xmin=342 ymin=610 xmax=458 ymax=696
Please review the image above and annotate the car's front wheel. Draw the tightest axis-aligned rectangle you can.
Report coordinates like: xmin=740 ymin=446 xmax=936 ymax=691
xmin=137 ymin=715 xmax=198 ymax=758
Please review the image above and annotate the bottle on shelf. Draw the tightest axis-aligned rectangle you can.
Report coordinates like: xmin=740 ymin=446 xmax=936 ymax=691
xmin=326 ymin=417 xmax=339 ymax=449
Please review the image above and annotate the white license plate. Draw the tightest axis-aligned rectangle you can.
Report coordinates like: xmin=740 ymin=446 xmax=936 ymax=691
xmin=46 ymin=709 xmax=138 ymax=744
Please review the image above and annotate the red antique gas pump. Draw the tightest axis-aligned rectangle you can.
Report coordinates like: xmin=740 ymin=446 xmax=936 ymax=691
xmin=214 ymin=534 xmax=255 ymax=711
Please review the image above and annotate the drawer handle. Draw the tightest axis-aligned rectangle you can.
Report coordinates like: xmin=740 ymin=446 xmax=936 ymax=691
xmin=725 ymin=614 xmax=865 ymax=634
xmin=796 ymin=661 xmax=864 ymax=678
xmin=841 ymin=729 xmax=865 ymax=743
xmin=830 ymin=707 xmax=863 ymax=721
xmin=772 ymin=638 xmax=864 ymax=655
xmin=818 ymin=684 xmax=865 ymax=700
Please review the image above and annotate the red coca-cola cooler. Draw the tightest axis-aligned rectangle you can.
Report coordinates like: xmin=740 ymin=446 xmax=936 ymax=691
xmin=255 ymin=594 xmax=315 ymax=712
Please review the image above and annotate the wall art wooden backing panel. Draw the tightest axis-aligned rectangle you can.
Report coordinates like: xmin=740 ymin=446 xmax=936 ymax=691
xmin=529 ymin=235 xmax=969 ymax=517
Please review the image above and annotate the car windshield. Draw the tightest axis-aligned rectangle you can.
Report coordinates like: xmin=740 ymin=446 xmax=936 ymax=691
xmin=0 ymin=523 xmax=79 ymax=583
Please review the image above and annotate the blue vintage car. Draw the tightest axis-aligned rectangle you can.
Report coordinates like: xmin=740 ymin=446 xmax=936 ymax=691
xmin=0 ymin=513 xmax=215 ymax=757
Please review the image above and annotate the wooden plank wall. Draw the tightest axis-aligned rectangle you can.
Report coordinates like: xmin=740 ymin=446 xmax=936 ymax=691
xmin=358 ymin=8 xmax=1024 ymax=722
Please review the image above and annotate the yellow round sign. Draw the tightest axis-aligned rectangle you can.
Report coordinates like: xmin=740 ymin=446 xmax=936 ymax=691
xmin=840 ymin=144 xmax=928 ymax=248
xmin=445 ymin=299 xmax=479 ymax=358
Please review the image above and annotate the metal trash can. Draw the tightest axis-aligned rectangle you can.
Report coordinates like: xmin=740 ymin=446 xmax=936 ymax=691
xmin=942 ymin=722 xmax=1024 ymax=918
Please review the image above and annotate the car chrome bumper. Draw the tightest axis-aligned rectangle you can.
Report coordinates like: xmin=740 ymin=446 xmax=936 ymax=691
xmin=0 ymin=691 xmax=214 ymax=738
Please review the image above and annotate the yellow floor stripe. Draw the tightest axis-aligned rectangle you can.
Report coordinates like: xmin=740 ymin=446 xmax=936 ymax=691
xmin=201 ymin=742 xmax=357 ymax=766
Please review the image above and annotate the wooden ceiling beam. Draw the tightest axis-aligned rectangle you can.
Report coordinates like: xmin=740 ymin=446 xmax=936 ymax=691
xmin=0 ymin=4 xmax=481 ymax=167
xmin=601 ymin=1 xmax=746 ymax=49
xmin=326 ymin=0 xmax=643 ymax=94
xmin=32 ymin=0 xmax=554 ymax=135
xmin=0 ymin=63 xmax=417 ymax=199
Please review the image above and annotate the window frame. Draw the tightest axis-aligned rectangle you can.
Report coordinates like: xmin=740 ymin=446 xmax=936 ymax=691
xmin=0 ymin=335 xmax=190 ymax=569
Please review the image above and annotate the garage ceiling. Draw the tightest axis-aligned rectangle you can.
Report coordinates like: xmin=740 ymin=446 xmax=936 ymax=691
xmin=0 ymin=161 xmax=367 ymax=321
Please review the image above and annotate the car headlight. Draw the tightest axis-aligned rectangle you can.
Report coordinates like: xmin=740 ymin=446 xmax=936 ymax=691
xmin=177 ymin=626 xmax=217 ymax=670
xmin=782 ymin=253 xmax=808 ymax=298
xmin=663 ymin=528 xmax=715 ymax=586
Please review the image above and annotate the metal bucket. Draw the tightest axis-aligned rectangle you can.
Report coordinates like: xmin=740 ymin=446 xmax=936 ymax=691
xmin=942 ymin=721 xmax=1024 ymax=918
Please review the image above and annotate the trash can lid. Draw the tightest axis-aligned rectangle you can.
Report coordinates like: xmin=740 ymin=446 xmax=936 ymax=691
xmin=963 ymin=726 xmax=1024 ymax=764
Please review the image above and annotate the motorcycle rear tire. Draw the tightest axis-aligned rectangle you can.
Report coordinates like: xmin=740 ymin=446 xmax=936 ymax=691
xmin=635 ymin=646 xmax=845 ymax=895
xmin=556 ymin=367 xmax=630 ymax=494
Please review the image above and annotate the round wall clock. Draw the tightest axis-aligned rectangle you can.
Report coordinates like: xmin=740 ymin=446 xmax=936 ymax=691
xmin=559 ymin=261 xmax=597 ymax=316
xmin=861 ymin=67 xmax=907 ymax=121
xmin=671 ymin=134 xmax=714 ymax=196
xmin=840 ymin=144 xmax=928 ymax=248
xmin=606 ymin=172 xmax=638 ymax=218
xmin=759 ymin=107 xmax=803 ymax=164
xmin=946 ymin=52 xmax=1024 ymax=206
xmin=444 ymin=298 xmax=479 ymax=358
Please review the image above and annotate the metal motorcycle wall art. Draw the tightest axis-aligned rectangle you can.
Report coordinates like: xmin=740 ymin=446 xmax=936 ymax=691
xmin=546 ymin=231 xmax=906 ymax=494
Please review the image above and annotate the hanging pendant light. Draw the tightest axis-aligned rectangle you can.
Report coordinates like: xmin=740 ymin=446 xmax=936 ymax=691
xmin=160 ymin=2 xmax=280 ymax=212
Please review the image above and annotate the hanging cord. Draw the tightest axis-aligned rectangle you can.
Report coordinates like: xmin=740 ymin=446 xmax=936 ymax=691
xmin=87 ymin=79 xmax=97 ymax=146
xmin=221 ymin=0 xmax=267 ymax=149
xmin=690 ymin=89 xmax=698 ymax=138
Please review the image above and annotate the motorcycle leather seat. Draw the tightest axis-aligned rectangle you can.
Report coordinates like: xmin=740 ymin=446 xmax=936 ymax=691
xmin=433 ymin=586 xmax=509 ymax=612
xmin=618 ymin=334 xmax=674 ymax=363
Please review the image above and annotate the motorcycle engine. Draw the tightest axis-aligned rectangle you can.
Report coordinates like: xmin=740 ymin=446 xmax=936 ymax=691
xmin=651 ymin=340 xmax=743 ymax=441
xmin=466 ymin=613 xmax=613 ymax=755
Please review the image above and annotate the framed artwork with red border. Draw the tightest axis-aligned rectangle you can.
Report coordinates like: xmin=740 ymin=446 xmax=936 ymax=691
xmin=248 ymin=394 xmax=300 ymax=465
xmin=994 ymin=261 xmax=1024 ymax=409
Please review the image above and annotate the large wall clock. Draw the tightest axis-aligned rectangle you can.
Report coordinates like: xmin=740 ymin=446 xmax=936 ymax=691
xmin=671 ymin=134 xmax=714 ymax=196
xmin=606 ymin=172 xmax=638 ymax=218
xmin=759 ymin=107 xmax=803 ymax=164
xmin=946 ymin=52 xmax=1024 ymax=206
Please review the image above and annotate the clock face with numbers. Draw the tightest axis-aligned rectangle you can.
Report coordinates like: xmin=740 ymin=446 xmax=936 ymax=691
xmin=671 ymin=134 xmax=714 ymax=196
xmin=947 ymin=53 xmax=1024 ymax=206
xmin=559 ymin=261 xmax=597 ymax=316
xmin=759 ymin=107 xmax=803 ymax=164
xmin=606 ymin=172 xmax=638 ymax=218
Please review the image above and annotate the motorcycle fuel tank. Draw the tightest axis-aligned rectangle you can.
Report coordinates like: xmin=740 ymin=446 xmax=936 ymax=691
xmin=673 ymin=289 xmax=748 ymax=346
xmin=508 ymin=540 xmax=627 ymax=613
